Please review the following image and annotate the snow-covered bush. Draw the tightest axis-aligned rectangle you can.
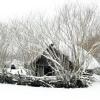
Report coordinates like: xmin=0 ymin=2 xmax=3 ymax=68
xmin=32 ymin=5 xmax=100 ymax=87
xmin=0 ymin=4 xmax=99 ymax=88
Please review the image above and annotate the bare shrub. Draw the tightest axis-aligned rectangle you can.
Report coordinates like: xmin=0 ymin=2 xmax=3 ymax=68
xmin=2 ymin=4 xmax=99 ymax=87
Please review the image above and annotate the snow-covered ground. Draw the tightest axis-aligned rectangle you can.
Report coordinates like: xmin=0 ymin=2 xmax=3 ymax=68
xmin=0 ymin=82 xmax=100 ymax=100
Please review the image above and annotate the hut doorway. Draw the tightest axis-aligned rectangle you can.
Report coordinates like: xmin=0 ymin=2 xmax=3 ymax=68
xmin=44 ymin=66 xmax=53 ymax=76
xmin=36 ymin=65 xmax=53 ymax=76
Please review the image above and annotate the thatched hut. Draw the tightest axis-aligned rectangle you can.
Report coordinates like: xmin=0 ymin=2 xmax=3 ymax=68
xmin=29 ymin=44 xmax=74 ymax=76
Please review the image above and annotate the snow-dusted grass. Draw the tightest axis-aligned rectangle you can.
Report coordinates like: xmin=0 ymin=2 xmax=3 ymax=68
xmin=0 ymin=82 xmax=100 ymax=100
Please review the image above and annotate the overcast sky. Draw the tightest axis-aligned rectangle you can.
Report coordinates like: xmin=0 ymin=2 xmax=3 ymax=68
xmin=0 ymin=0 xmax=99 ymax=22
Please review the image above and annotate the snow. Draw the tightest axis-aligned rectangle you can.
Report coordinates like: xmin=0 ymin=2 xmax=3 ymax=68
xmin=92 ymin=74 xmax=100 ymax=82
xmin=0 ymin=82 xmax=100 ymax=100
xmin=6 ymin=68 xmax=27 ymax=75
xmin=5 ymin=59 xmax=27 ymax=75
xmin=59 ymin=41 xmax=100 ymax=69
xmin=0 ymin=41 xmax=99 ymax=100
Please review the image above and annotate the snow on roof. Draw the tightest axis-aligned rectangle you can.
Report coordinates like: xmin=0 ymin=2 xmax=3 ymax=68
xmin=59 ymin=41 xmax=100 ymax=69
xmin=27 ymin=40 xmax=100 ymax=69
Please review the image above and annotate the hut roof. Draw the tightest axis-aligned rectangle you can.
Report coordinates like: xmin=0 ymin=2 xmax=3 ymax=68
xmin=59 ymin=41 xmax=100 ymax=69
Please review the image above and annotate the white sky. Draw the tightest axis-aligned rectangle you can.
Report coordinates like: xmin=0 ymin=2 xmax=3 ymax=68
xmin=0 ymin=0 xmax=99 ymax=22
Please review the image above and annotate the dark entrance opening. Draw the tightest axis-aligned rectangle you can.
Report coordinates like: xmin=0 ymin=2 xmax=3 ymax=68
xmin=44 ymin=66 xmax=53 ymax=76
xmin=11 ymin=64 xmax=16 ymax=69
xmin=35 ymin=65 xmax=53 ymax=76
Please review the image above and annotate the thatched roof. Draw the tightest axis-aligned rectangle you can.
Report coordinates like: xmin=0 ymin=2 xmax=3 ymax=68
xmin=59 ymin=41 xmax=100 ymax=69
xmin=31 ymin=43 xmax=70 ymax=68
